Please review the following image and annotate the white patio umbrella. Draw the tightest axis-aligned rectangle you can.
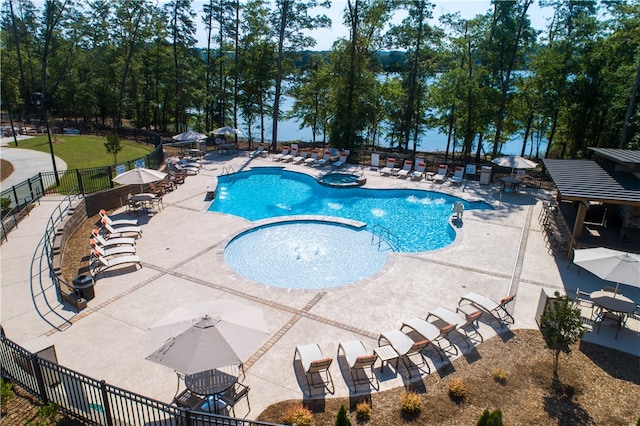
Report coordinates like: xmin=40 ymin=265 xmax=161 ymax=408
xmin=491 ymin=155 xmax=538 ymax=175
xmin=211 ymin=126 xmax=241 ymax=136
xmin=112 ymin=168 xmax=167 ymax=194
xmin=573 ymin=247 xmax=640 ymax=297
xmin=145 ymin=300 xmax=269 ymax=375
xmin=172 ymin=130 xmax=208 ymax=143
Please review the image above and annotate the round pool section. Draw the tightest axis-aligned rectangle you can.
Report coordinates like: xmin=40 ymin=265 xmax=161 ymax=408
xmin=224 ymin=221 xmax=390 ymax=289
xmin=318 ymin=172 xmax=367 ymax=187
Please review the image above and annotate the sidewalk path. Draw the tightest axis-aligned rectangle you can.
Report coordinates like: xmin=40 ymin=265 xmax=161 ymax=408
xmin=0 ymin=136 xmax=67 ymax=191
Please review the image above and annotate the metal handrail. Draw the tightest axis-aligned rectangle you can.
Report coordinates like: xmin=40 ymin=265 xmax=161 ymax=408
xmin=370 ymin=224 xmax=399 ymax=251
xmin=0 ymin=189 xmax=43 ymax=243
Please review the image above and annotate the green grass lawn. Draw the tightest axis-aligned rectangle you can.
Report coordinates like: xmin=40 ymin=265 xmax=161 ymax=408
xmin=10 ymin=135 xmax=153 ymax=169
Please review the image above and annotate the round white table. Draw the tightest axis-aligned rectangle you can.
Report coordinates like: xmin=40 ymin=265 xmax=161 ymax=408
xmin=590 ymin=291 xmax=636 ymax=313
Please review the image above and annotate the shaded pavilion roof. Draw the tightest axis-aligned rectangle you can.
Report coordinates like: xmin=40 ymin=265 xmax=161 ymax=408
xmin=588 ymin=148 xmax=640 ymax=172
xmin=543 ymin=158 xmax=640 ymax=205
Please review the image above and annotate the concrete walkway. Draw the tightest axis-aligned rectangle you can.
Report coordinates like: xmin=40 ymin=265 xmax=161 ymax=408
xmin=1 ymin=150 xmax=637 ymax=419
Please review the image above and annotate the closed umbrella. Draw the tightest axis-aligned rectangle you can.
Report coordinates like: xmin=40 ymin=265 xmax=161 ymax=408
xmin=492 ymin=155 xmax=538 ymax=175
xmin=573 ymin=247 xmax=640 ymax=296
xmin=112 ymin=168 xmax=167 ymax=194
xmin=145 ymin=300 xmax=269 ymax=375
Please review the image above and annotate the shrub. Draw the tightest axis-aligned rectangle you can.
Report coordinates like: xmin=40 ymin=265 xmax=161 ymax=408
xmin=400 ymin=391 xmax=421 ymax=413
xmin=448 ymin=378 xmax=468 ymax=400
xmin=492 ymin=367 xmax=507 ymax=384
xmin=1 ymin=378 xmax=14 ymax=409
xmin=477 ymin=408 xmax=503 ymax=426
xmin=25 ymin=403 xmax=60 ymax=426
xmin=355 ymin=401 xmax=371 ymax=421
xmin=1 ymin=197 xmax=11 ymax=216
xmin=282 ymin=405 xmax=314 ymax=426
xmin=335 ymin=404 xmax=352 ymax=426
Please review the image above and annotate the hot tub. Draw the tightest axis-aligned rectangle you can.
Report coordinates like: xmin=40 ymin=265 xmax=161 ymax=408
xmin=318 ymin=172 xmax=366 ymax=188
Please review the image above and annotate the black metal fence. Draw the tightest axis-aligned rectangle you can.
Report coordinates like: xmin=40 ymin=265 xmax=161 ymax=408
xmin=0 ymin=332 xmax=282 ymax=426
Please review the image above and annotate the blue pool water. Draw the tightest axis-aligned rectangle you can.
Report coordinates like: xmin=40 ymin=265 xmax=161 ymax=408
xmin=209 ymin=168 xmax=491 ymax=252
xmin=225 ymin=221 xmax=390 ymax=289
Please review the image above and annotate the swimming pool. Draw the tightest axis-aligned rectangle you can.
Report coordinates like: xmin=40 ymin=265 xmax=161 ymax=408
xmin=225 ymin=221 xmax=390 ymax=289
xmin=209 ymin=168 xmax=491 ymax=252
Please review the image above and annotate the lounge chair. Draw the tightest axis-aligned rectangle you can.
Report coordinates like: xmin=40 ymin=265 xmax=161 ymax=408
xmin=90 ymin=253 xmax=142 ymax=277
xmin=397 ymin=160 xmax=413 ymax=178
xmin=90 ymin=241 xmax=136 ymax=258
xmin=177 ymin=158 xmax=201 ymax=169
xmin=450 ymin=166 xmax=464 ymax=185
xmin=411 ymin=159 xmax=426 ymax=180
xmin=91 ymin=229 xmax=136 ymax=247
xmin=426 ymin=307 xmax=482 ymax=348
xmin=433 ymin=164 xmax=448 ymax=183
xmin=99 ymin=209 xmax=138 ymax=226
xmin=378 ymin=330 xmax=430 ymax=375
xmin=400 ymin=317 xmax=450 ymax=360
xmin=250 ymin=143 xmax=266 ymax=158
xmin=332 ymin=152 xmax=348 ymax=168
xmin=294 ymin=343 xmax=334 ymax=394
xmin=457 ymin=292 xmax=515 ymax=328
xmin=272 ymin=146 xmax=289 ymax=161
xmin=172 ymin=162 xmax=198 ymax=175
xmin=304 ymin=151 xmax=319 ymax=166
xmin=315 ymin=151 xmax=331 ymax=167
xmin=281 ymin=144 xmax=298 ymax=162
xmin=101 ymin=219 xmax=142 ymax=238
xmin=337 ymin=340 xmax=378 ymax=388
xmin=292 ymin=149 xmax=308 ymax=164
xmin=380 ymin=158 xmax=397 ymax=176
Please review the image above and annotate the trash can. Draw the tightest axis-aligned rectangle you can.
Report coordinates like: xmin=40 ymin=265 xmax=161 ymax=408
xmin=480 ymin=166 xmax=492 ymax=185
xmin=72 ymin=275 xmax=95 ymax=300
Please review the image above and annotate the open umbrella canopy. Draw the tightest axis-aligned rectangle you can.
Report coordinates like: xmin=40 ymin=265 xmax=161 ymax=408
xmin=211 ymin=126 xmax=241 ymax=136
xmin=172 ymin=130 xmax=208 ymax=142
xmin=573 ymin=247 xmax=640 ymax=294
xmin=112 ymin=168 xmax=167 ymax=193
xmin=492 ymin=155 xmax=538 ymax=170
xmin=145 ymin=300 xmax=269 ymax=375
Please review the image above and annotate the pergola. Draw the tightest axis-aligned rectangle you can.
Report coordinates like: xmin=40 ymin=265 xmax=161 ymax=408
xmin=543 ymin=148 xmax=640 ymax=251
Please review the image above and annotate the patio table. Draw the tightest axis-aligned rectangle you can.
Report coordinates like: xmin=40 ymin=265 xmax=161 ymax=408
xmin=185 ymin=365 xmax=239 ymax=413
xmin=500 ymin=177 xmax=522 ymax=192
xmin=590 ymin=291 xmax=636 ymax=314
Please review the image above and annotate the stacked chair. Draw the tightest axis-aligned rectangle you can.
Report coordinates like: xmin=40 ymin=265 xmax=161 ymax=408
xmin=90 ymin=210 xmax=143 ymax=277
xmin=539 ymin=200 xmax=571 ymax=255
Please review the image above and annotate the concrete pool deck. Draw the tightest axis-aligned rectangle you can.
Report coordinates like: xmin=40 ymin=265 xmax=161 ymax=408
xmin=1 ymin=149 xmax=638 ymax=419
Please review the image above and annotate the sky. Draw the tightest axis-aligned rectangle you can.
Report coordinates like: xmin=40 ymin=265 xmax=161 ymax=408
xmin=192 ymin=1 xmax=555 ymax=50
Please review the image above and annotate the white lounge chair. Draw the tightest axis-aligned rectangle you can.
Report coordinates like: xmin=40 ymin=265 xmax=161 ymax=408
xmin=177 ymin=158 xmax=201 ymax=169
xmin=91 ymin=229 xmax=136 ymax=247
xmin=433 ymin=164 xmax=448 ymax=183
xmin=172 ymin=162 xmax=198 ymax=175
xmin=294 ymin=343 xmax=333 ymax=394
xmin=397 ymin=159 xmax=413 ymax=178
xmin=101 ymin=219 xmax=142 ymax=238
xmin=292 ymin=149 xmax=308 ymax=164
xmin=457 ymin=292 xmax=515 ymax=328
xmin=272 ymin=146 xmax=289 ymax=161
xmin=90 ymin=241 xmax=136 ymax=258
xmin=99 ymin=209 xmax=138 ymax=227
xmin=411 ymin=159 xmax=426 ymax=180
xmin=378 ymin=330 xmax=431 ymax=375
xmin=250 ymin=143 xmax=266 ymax=158
xmin=315 ymin=151 xmax=331 ymax=167
xmin=281 ymin=144 xmax=298 ymax=162
xmin=450 ymin=166 xmax=464 ymax=185
xmin=380 ymin=158 xmax=397 ymax=176
xmin=90 ymin=253 xmax=142 ymax=277
xmin=304 ymin=151 xmax=319 ymax=166
xmin=400 ymin=317 xmax=449 ymax=360
xmin=332 ymin=152 xmax=348 ymax=168
xmin=337 ymin=340 xmax=378 ymax=388
xmin=426 ymin=307 xmax=482 ymax=348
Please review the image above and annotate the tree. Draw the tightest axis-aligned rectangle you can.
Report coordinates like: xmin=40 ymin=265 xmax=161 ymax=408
xmin=104 ymin=134 xmax=123 ymax=166
xmin=334 ymin=404 xmax=352 ymax=426
xmin=539 ymin=291 xmax=584 ymax=379
xmin=477 ymin=408 xmax=503 ymax=426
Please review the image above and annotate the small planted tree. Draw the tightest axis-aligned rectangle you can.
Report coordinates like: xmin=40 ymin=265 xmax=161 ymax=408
xmin=104 ymin=134 xmax=123 ymax=166
xmin=477 ymin=408 xmax=503 ymax=426
xmin=335 ymin=404 xmax=352 ymax=426
xmin=540 ymin=291 xmax=585 ymax=379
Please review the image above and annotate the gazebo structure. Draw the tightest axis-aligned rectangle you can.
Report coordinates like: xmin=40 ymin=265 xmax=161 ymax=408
xmin=543 ymin=148 xmax=640 ymax=254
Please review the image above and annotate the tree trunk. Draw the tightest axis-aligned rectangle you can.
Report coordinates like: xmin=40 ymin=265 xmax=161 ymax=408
xmin=8 ymin=0 xmax=30 ymax=118
xmin=620 ymin=61 xmax=640 ymax=148
xmin=271 ymin=1 xmax=289 ymax=151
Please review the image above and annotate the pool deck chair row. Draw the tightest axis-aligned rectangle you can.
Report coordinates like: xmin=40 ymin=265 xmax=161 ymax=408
xmin=457 ymin=292 xmax=516 ymax=328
